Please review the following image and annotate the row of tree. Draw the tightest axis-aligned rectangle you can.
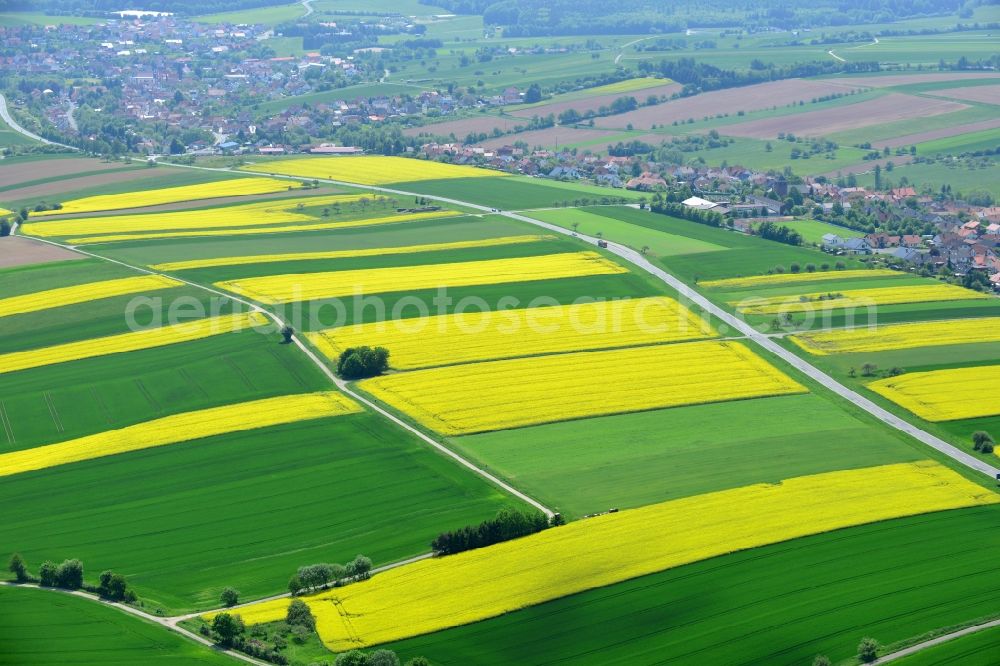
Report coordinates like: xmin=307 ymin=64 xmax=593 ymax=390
xmin=7 ymin=553 xmax=136 ymax=602
xmin=288 ymin=554 xmax=373 ymax=595
xmin=431 ymin=506 xmax=555 ymax=555
xmin=649 ymin=198 xmax=726 ymax=228
xmin=754 ymin=221 xmax=804 ymax=246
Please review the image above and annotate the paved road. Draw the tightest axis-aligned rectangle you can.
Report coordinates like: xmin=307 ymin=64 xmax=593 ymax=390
xmin=873 ymin=616 xmax=1000 ymax=664
xmin=219 ymin=163 xmax=999 ymax=481
xmin=301 ymin=0 xmax=314 ymax=17
xmin=0 ymin=93 xmax=76 ymax=149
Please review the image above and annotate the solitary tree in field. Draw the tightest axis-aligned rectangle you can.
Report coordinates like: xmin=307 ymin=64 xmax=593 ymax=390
xmin=280 ymin=325 xmax=294 ymax=344
xmin=220 ymin=587 xmax=239 ymax=607
xmin=857 ymin=637 xmax=880 ymax=663
xmin=641 ymin=245 xmax=650 ymax=255
xmin=8 ymin=553 xmax=27 ymax=582
xmin=972 ymin=431 xmax=995 ymax=451
xmin=861 ymin=363 xmax=877 ymax=377
xmin=812 ymin=656 xmax=831 ymax=666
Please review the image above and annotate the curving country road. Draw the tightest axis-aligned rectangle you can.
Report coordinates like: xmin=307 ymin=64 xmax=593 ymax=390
xmin=0 ymin=93 xmax=77 ymax=149
xmin=872 ymin=616 xmax=1000 ymax=664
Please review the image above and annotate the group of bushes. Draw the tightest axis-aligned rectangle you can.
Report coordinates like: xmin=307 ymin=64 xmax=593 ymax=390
xmin=7 ymin=553 xmax=136 ymax=602
xmin=337 ymin=346 xmax=390 ymax=380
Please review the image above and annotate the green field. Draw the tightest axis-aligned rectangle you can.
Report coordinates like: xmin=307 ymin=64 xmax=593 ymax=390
xmin=1 ymin=410 xmax=516 ymax=612
xmin=0 ymin=11 xmax=100 ymax=26
xmin=390 ymin=505 xmax=1000 ymax=665
xmin=856 ymin=159 xmax=1000 ymax=199
xmin=193 ymin=2 xmax=305 ymax=25
xmin=587 ymin=206 xmax=856 ymax=281
xmin=895 ymin=626 xmax=1000 ymax=666
xmin=396 ymin=176 xmax=641 ymax=210
xmin=0 ymin=329 xmax=323 ymax=450
xmin=780 ymin=218 xmax=865 ymax=244
xmin=527 ymin=206 xmax=727 ymax=257
xmin=0 ymin=585 xmax=236 ymax=665
xmin=450 ymin=393 xmax=922 ymax=517
xmin=98 ymin=215 xmax=530 ymax=267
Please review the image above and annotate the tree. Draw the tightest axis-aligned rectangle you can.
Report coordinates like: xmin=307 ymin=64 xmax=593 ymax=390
xmin=8 ymin=553 xmax=27 ymax=582
xmin=336 ymin=651 xmax=369 ymax=666
xmin=406 ymin=659 xmax=431 ymax=666
xmin=858 ymin=637 xmax=879 ymax=663
xmin=286 ymin=598 xmax=316 ymax=630
xmin=524 ymin=83 xmax=542 ymax=104
xmin=337 ymin=346 xmax=390 ymax=380
xmin=347 ymin=555 xmax=373 ymax=581
xmin=813 ymin=657 xmax=831 ymax=666
xmin=55 ymin=559 xmax=84 ymax=590
xmin=39 ymin=561 xmax=58 ymax=587
xmin=0 ymin=220 xmax=10 ymax=237
xmin=98 ymin=570 xmax=129 ymax=601
xmin=220 ymin=587 xmax=240 ymax=607
xmin=369 ymin=650 xmax=401 ymax=666
xmin=288 ymin=575 xmax=302 ymax=596
xmin=280 ymin=325 xmax=294 ymax=344
xmin=972 ymin=431 xmax=994 ymax=451
xmin=861 ymin=363 xmax=877 ymax=377
xmin=211 ymin=613 xmax=245 ymax=647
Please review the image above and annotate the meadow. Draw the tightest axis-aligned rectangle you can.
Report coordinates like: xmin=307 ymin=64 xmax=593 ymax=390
xmin=395 ymin=176 xmax=643 ymax=210
xmin=450 ymin=393 xmax=923 ymax=517
xmin=226 ymin=461 xmax=995 ymax=650
xmin=389 ymin=506 xmax=1000 ymax=665
xmin=0 ymin=586 xmax=235 ymax=665
xmin=528 ymin=207 xmax=727 ymax=257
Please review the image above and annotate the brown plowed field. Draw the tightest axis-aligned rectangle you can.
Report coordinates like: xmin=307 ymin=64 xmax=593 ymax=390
xmin=0 ymin=235 xmax=84 ymax=268
xmin=877 ymin=118 xmax=1000 ymax=149
xmin=927 ymin=84 xmax=1000 ymax=105
xmin=0 ymin=157 xmax=136 ymax=188
xmin=509 ymin=82 xmax=683 ymax=119
xmin=0 ymin=168 xmax=167 ymax=203
xmin=721 ymin=94 xmax=967 ymax=139
xmin=826 ymin=73 xmax=1000 ymax=88
xmin=403 ymin=115 xmax=522 ymax=139
xmin=476 ymin=127 xmax=621 ymax=150
xmin=592 ymin=79 xmax=872 ymax=131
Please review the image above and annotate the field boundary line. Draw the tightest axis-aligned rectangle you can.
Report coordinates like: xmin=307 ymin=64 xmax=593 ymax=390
xmin=0 ymin=400 xmax=14 ymax=446
xmin=43 ymin=392 xmax=64 ymax=433
xmin=873 ymin=616 xmax=1000 ymax=664
xmin=167 ymin=161 xmax=1000 ymax=481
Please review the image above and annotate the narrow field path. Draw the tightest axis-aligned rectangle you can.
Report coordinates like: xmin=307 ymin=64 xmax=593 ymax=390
xmin=873 ymin=616 xmax=1000 ymax=664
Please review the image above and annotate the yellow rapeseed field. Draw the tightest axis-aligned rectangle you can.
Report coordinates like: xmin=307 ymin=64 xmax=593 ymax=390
xmin=22 ymin=194 xmax=366 ymax=239
xmin=217 ymin=252 xmax=628 ymax=305
xmin=0 ymin=312 xmax=267 ymax=374
xmin=0 ymin=275 xmax=181 ymax=319
xmin=735 ymin=283 xmax=987 ymax=315
xmin=0 ymin=391 xmax=361 ymax=477
xmin=309 ymin=297 xmax=716 ymax=369
xmin=868 ymin=365 xmax=1000 ymax=421
xmin=31 ymin=177 xmax=300 ymax=217
xmin=64 ymin=210 xmax=462 ymax=245
xmin=701 ymin=268 xmax=903 ymax=289
xmin=243 ymin=155 xmax=507 ymax=185
xmin=359 ymin=340 xmax=805 ymax=434
xmin=150 ymin=235 xmax=553 ymax=271
xmin=222 ymin=461 xmax=998 ymax=650
xmin=790 ymin=317 xmax=1000 ymax=355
